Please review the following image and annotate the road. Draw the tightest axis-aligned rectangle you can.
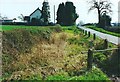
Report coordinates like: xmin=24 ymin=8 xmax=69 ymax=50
xmin=78 ymin=26 xmax=120 ymax=45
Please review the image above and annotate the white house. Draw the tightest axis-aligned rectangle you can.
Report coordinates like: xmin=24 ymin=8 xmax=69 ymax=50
xmin=30 ymin=8 xmax=42 ymax=22
xmin=24 ymin=0 xmax=50 ymax=25
xmin=24 ymin=8 xmax=42 ymax=22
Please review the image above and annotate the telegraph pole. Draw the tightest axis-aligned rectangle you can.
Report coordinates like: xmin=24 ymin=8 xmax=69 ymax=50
xmin=54 ymin=5 xmax=55 ymax=24
xmin=118 ymin=1 xmax=120 ymax=26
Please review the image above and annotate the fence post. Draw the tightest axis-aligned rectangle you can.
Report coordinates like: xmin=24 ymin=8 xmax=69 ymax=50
xmin=88 ymin=31 xmax=90 ymax=37
xmin=104 ymin=39 xmax=108 ymax=49
xmin=93 ymin=33 xmax=96 ymax=40
xmin=83 ymin=30 xmax=85 ymax=34
xmin=85 ymin=30 xmax=87 ymax=35
xmin=87 ymin=49 xmax=93 ymax=70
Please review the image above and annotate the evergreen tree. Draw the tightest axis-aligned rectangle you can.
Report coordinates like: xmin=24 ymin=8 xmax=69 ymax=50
xmin=56 ymin=2 xmax=78 ymax=26
xmin=65 ymin=2 xmax=78 ymax=25
xmin=41 ymin=0 xmax=50 ymax=25
xmin=56 ymin=3 xmax=65 ymax=25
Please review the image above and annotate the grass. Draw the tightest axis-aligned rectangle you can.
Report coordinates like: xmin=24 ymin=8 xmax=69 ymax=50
xmin=2 ymin=25 xmax=117 ymax=81
xmin=46 ymin=67 xmax=109 ymax=80
xmin=0 ymin=25 xmax=62 ymax=32
xmin=1 ymin=25 xmax=38 ymax=31
xmin=86 ymin=26 xmax=120 ymax=37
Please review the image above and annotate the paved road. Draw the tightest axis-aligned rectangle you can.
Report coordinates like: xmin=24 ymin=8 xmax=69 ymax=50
xmin=78 ymin=26 xmax=120 ymax=45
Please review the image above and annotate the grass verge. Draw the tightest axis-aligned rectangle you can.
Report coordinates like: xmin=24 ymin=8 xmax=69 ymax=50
xmin=86 ymin=26 xmax=120 ymax=37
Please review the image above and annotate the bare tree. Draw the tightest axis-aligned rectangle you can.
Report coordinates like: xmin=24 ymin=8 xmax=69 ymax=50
xmin=88 ymin=0 xmax=112 ymax=25
xmin=18 ymin=14 xmax=24 ymax=21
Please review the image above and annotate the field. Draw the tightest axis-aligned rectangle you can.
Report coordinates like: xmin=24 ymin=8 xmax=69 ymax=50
xmin=1 ymin=25 xmax=119 ymax=81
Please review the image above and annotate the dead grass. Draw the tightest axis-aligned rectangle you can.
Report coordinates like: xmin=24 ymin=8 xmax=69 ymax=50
xmin=3 ymin=32 xmax=87 ymax=80
xmin=4 ymin=32 xmax=66 ymax=80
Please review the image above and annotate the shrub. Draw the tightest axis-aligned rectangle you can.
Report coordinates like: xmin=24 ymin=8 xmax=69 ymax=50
xmin=104 ymin=45 xmax=120 ymax=76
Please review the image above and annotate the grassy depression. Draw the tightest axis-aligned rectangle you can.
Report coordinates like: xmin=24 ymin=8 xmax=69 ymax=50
xmin=2 ymin=25 xmax=117 ymax=81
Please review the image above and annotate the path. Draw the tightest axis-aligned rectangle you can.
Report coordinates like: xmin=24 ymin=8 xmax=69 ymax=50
xmin=78 ymin=26 xmax=120 ymax=45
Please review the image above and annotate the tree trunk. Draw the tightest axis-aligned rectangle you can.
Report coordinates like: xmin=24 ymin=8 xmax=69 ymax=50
xmin=98 ymin=9 xmax=101 ymax=26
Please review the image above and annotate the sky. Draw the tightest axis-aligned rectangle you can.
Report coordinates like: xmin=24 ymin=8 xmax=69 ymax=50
xmin=0 ymin=0 xmax=119 ymax=24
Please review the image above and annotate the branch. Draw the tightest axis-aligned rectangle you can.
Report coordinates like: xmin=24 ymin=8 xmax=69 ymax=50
xmin=88 ymin=6 xmax=96 ymax=12
xmin=99 ymin=0 xmax=107 ymax=9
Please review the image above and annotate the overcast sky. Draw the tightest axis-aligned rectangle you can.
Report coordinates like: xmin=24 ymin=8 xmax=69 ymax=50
xmin=0 ymin=0 xmax=119 ymax=23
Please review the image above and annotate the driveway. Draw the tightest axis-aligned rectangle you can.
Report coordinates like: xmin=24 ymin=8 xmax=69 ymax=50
xmin=78 ymin=26 xmax=120 ymax=45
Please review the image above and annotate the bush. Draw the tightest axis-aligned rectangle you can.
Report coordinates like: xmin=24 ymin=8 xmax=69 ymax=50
xmin=104 ymin=45 xmax=120 ymax=76
xmin=93 ymin=45 xmax=120 ymax=76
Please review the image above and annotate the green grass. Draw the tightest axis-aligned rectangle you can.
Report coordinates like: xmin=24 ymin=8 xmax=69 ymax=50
xmin=0 ymin=25 xmax=53 ymax=31
xmin=46 ymin=67 xmax=109 ymax=80
xmin=86 ymin=26 xmax=120 ymax=37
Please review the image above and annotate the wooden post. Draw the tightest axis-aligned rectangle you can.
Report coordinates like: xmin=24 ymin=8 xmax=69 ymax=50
xmin=87 ymin=49 xmax=93 ymax=70
xmin=104 ymin=39 xmax=108 ymax=49
xmin=83 ymin=30 xmax=85 ymax=34
xmin=88 ymin=31 xmax=90 ymax=37
xmin=85 ymin=30 xmax=87 ymax=35
xmin=93 ymin=33 xmax=96 ymax=40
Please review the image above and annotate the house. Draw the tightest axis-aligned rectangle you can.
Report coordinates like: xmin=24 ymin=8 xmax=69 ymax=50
xmin=24 ymin=8 xmax=42 ymax=23
xmin=24 ymin=0 xmax=50 ymax=25
xmin=0 ymin=19 xmax=13 ymax=23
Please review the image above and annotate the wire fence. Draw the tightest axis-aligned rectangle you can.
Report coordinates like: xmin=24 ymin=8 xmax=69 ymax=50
xmin=85 ymin=48 xmax=119 ymax=70
xmin=78 ymin=27 xmax=120 ymax=70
